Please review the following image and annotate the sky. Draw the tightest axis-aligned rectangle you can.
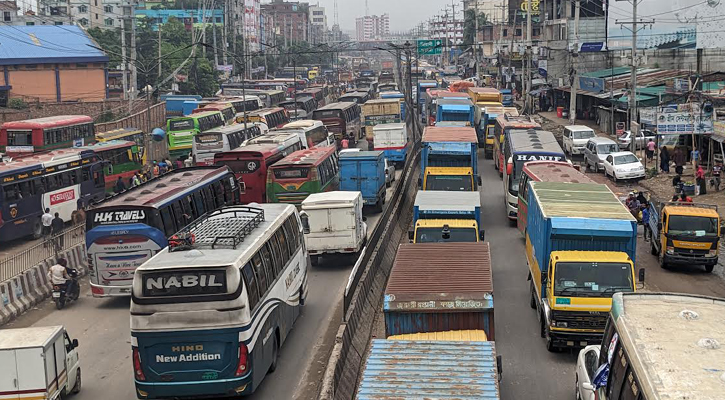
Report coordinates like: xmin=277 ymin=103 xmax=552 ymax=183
xmin=312 ymin=0 xmax=448 ymax=32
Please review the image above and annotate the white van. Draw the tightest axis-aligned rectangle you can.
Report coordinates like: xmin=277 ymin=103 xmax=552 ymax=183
xmin=563 ymin=125 xmax=596 ymax=155
xmin=301 ymin=191 xmax=368 ymax=265
xmin=0 ymin=326 xmax=81 ymax=399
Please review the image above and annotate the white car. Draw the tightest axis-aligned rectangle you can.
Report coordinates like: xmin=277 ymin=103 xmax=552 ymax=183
xmin=603 ymin=151 xmax=645 ymax=182
xmin=563 ymin=125 xmax=596 ymax=155
xmin=617 ymin=130 xmax=655 ymax=150
xmin=576 ymin=345 xmax=600 ymax=400
xmin=384 ymin=158 xmax=395 ymax=187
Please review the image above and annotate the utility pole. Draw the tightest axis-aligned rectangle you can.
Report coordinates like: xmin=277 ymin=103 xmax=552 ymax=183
xmin=615 ymin=0 xmax=653 ymax=153
xmin=212 ymin=18 xmax=219 ymax=68
xmin=526 ymin=0 xmax=533 ymax=114
xmin=569 ymin=0 xmax=580 ymax=123
xmin=158 ymin=26 xmax=162 ymax=80
xmin=474 ymin=0 xmax=480 ymax=81
xmin=222 ymin=0 xmax=228 ymax=66
xmin=130 ymin=1 xmax=138 ymax=108
xmin=507 ymin=10 xmax=517 ymax=90
xmin=451 ymin=0 xmax=456 ymax=70
xmin=121 ymin=13 xmax=128 ymax=102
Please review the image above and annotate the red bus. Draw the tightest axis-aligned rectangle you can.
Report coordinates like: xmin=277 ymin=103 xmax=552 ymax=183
xmin=516 ymin=161 xmax=594 ymax=236
xmin=0 ymin=115 xmax=95 ymax=156
xmin=493 ymin=114 xmax=540 ymax=174
xmin=214 ymin=141 xmax=303 ymax=203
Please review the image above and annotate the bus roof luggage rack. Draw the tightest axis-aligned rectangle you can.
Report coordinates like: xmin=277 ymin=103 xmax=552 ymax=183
xmin=172 ymin=206 xmax=265 ymax=251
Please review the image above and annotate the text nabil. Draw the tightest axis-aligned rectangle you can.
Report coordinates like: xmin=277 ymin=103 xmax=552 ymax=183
xmin=94 ymin=210 xmax=146 ymax=224
xmin=145 ymin=274 xmax=223 ymax=290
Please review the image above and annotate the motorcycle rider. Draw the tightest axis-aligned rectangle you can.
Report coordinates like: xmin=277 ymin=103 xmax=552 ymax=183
xmin=47 ymin=258 xmax=78 ymax=298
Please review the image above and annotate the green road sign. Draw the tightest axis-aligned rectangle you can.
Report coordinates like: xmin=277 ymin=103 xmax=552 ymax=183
xmin=417 ymin=39 xmax=443 ymax=55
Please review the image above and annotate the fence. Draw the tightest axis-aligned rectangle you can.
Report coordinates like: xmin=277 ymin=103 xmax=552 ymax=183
xmin=0 ymin=224 xmax=85 ymax=282
xmin=95 ymin=101 xmax=167 ymax=134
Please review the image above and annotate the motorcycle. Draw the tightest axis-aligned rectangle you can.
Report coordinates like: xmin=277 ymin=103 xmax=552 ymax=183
xmin=52 ymin=268 xmax=80 ymax=310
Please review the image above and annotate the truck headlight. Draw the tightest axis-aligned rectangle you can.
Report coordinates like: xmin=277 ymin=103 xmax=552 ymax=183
xmin=709 ymin=249 xmax=718 ymax=257
xmin=666 ymin=246 xmax=675 ymax=255
xmin=552 ymin=321 xmax=567 ymax=328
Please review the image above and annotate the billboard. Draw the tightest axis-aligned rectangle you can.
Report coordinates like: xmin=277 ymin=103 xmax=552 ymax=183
xmin=608 ymin=0 xmax=725 ymax=50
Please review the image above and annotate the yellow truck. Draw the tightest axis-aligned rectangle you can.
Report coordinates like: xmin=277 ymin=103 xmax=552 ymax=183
xmin=420 ymin=126 xmax=481 ymax=191
xmin=410 ymin=191 xmax=483 ymax=243
xmin=361 ymin=99 xmax=403 ymax=147
xmin=648 ymin=202 xmax=720 ymax=272
xmin=526 ymin=182 xmax=642 ymax=351
xmin=467 ymin=87 xmax=503 ymax=104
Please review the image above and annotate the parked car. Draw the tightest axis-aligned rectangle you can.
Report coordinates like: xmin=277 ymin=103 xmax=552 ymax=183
xmin=575 ymin=345 xmax=600 ymax=400
xmin=563 ymin=125 xmax=596 ymax=155
xmin=583 ymin=137 xmax=619 ymax=173
xmin=384 ymin=158 xmax=395 ymax=187
xmin=603 ymin=151 xmax=645 ymax=181
xmin=617 ymin=129 xmax=655 ymax=150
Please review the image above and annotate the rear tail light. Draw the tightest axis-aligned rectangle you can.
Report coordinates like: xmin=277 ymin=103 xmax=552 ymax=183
xmin=133 ymin=347 xmax=146 ymax=381
xmin=235 ymin=343 xmax=249 ymax=376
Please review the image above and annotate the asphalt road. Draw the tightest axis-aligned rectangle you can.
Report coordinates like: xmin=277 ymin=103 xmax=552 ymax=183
xmin=5 ymin=165 xmax=401 ymax=400
xmin=480 ymin=152 xmax=725 ymax=400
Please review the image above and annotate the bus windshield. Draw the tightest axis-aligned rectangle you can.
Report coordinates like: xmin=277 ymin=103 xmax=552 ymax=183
xmin=426 ymin=175 xmax=473 ymax=191
xmin=416 ymin=227 xmax=478 ymax=243
xmin=169 ymin=118 xmax=194 ymax=131
xmin=554 ymin=262 xmax=634 ymax=298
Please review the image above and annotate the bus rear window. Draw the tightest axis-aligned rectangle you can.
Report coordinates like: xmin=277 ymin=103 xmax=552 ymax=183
xmin=273 ymin=167 xmax=310 ymax=179
xmin=314 ymin=110 xmax=342 ymax=119
xmin=169 ymin=119 xmax=194 ymax=131
xmin=218 ymin=159 xmax=262 ymax=174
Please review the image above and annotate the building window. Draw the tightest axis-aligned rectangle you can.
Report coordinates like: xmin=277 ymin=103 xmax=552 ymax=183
xmin=516 ymin=28 xmax=522 ymax=36
xmin=78 ymin=5 xmax=87 ymax=13
xmin=104 ymin=17 xmax=113 ymax=26
xmin=533 ymin=28 xmax=540 ymax=37
xmin=94 ymin=0 xmax=97 ymax=5
xmin=54 ymin=21 xmax=63 ymax=25
xmin=215 ymin=17 xmax=221 ymax=23
xmin=95 ymin=13 xmax=98 ymax=19
xmin=502 ymin=28 xmax=508 ymax=37
xmin=3 ymin=11 xmax=11 ymax=22
xmin=103 ymin=5 xmax=112 ymax=12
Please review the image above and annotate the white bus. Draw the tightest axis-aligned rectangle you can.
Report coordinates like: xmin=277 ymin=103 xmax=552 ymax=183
xmin=130 ymin=204 xmax=309 ymax=398
xmin=192 ymin=124 xmax=263 ymax=166
xmin=242 ymin=131 xmax=303 ymax=150
xmin=277 ymin=120 xmax=335 ymax=149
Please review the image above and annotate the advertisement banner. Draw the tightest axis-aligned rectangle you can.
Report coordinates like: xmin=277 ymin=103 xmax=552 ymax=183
xmin=715 ymin=121 xmax=725 ymax=135
xmin=579 ymin=77 xmax=605 ymax=93
xmin=656 ymin=111 xmax=714 ymax=134
xmin=608 ymin=0 xmax=725 ymax=50
xmin=538 ymin=60 xmax=548 ymax=78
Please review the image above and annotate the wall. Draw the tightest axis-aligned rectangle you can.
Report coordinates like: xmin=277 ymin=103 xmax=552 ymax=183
xmin=7 ymin=69 xmax=58 ymax=101
xmin=612 ymin=48 xmax=725 ymax=72
xmin=5 ymin=64 xmax=107 ymax=102
xmin=0 ymin=99 xmax=154 ymax=124
xmin=58 ymin=68 xmax=107 ymax=101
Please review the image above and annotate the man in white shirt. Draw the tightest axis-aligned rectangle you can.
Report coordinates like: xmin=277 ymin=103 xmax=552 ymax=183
xmin=48 ymin=258 xmax=69 ymax=285
xmin=41 ymin=208 xmax=53 ymax=240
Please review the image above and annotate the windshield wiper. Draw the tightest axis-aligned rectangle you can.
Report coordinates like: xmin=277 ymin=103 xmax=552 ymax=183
xmin=601 ymin=286 xmax=633 ymax=294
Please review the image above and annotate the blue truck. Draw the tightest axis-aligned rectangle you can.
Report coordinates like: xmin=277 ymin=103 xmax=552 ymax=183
xmin=436 ymin=98 xmax=475 ymax=127
xmin=526 ymin=181 xmax=640 ymax=351
xmin=160 ymin=95 xmax=202 ymax=117
xmin=411 ymin=190 xmax=483 ymax=243
xmin=339 ymin=151 xmax=387 ymax=211
xmin=421 ymin=127 xmax=481 ymax=191
xmin=500 ymin=89 xmax=513 ymax=106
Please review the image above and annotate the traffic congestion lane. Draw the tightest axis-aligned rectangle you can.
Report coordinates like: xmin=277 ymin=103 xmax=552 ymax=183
xmin=478 ymin=154 xmax=575 ymax=400
xmin=4 ymin=168 xmax=402 ymax=400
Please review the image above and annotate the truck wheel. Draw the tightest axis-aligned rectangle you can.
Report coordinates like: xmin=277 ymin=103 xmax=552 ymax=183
xmin=545 ymin=326 xmax=558 ymax=353
xmin=529 ymin=283 xmax=536 ymax=309
xmin=659 ymin=255 xmax=668 ymax=269
xmin=311 ymin=256 xmax=320 ymax=266
xmin=375 ymin=199 xmax=383 ymax=213
xmin=650 ymin=241 xmax=658 ymax=256
xmin=705 ymin=265 xmax=715 ymax=273
xmin=539 ymin=313 xmax=546 ymax=338
xmin=71 ymin=368 xmax=81 ymax=394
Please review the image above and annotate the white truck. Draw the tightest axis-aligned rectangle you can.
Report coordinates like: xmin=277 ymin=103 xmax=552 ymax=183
xmin=301 ymin=191 xmax=368 ymax=265
xmin=0 ymin=326 xmax=82 ymax=399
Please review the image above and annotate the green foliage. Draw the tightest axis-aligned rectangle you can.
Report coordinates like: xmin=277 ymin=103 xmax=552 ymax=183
xmin=95 ymin=111 xmax=116 ymax=123
xmin=463 ymin=9 xmax=489 ymax=50
xmin=7 ymin=98 xmax=28 ymax=109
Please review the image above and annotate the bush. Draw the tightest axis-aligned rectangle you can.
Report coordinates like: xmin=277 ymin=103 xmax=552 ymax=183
xmin=7 ymin=98 xmax=28 ymax=109
xmin=96 ymin=111 xmax=116 ymax=123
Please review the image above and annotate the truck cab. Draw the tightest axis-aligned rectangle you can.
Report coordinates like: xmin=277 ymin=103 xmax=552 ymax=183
xmin=410 ymin=190 xmax=483 ymax=243
xmin=533 ymin=251 xmax=637 ymax=351
xmin=422 ymin=167 xmax=475 ymax=191
xmin=648 ymin=202 xmax=720 ymax=272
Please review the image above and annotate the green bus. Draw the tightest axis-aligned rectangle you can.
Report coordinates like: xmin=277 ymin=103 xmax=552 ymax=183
xmin=82 ymin=140 xmax=143 ymax=193
xmin=166 ymin=111 xmax=224 ymax=160
xmin=266 ymin=145 xmax=339 ymax=204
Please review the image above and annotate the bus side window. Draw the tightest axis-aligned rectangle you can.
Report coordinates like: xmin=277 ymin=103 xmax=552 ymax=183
xmin=201 ymin=187 xmax=215 ymax=212
xmin=275 ymin=230 xmax=290 ymax=260
xmin=192 ymin=192 xmax=205 ymax=217
xmin=259 ymin=243 xmax=275 ymax=281
xmin=251 ymin=253 xmax=268 ymax=295
xmin=212 ymin=181 xmax=225 ymax=208
xmin=286 ymin=216 xmax=301 ymax=250
xmin=269 ymin=235 xmax=284 ymax=276
xmin=159 ymin=207 xmax=176 ymax=237
xmin=241 ymin=262 xmax=260 ymax=310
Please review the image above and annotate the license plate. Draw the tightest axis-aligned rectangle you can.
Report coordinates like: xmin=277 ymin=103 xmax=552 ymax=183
xmin=52 ymin=292 xmax=60 ymax=298
xmin=119 ymin=288 xmax=131 ymax=294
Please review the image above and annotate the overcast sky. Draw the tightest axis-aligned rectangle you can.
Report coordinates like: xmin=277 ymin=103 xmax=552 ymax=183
xmin=311 ymin=0 xmax=452 ymax=32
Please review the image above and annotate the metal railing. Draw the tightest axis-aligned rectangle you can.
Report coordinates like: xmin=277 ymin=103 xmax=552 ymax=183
xmin=0 ymin=224 xmax=85 ymax=282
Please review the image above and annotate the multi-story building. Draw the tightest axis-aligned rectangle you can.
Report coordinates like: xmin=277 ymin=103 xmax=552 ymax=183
xmin=462 ymin=0 xmax=507 ymax=24
xmin=260 ymin=0 xmax=309 ymax=44
xmin=36 ymin=0 xmax=123 ymax=28
xmin=135 ymin=9 xmax=224 ymax=31
xmin=355 ymin=13 xmax=389 ymax=42
xmin=308 ymin=3 xmax=325 ymax=44
xmin=242 ymin=0 xmax=261 ymax=52
xmin=429 ymin=14 xmax=464 ymax=46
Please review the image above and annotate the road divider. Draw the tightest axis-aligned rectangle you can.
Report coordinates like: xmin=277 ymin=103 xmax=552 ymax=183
xmin=0 ymin=244 xmax=87 ymax=326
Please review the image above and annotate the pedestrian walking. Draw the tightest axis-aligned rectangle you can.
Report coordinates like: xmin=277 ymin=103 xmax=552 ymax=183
xmin=51 ymin=212 xmax=64 ymax=248
xmin=41 ymin=208 xmax=53 ymax=242
xmin=341 ymin=135 xmax=349 ymax=149
xmin=660 ymin=146 xmax=670 ymax=173
xmin=646 ymin=139 xmax=655 ymax=161
xmin=153 ymin=161 xmax=160 ymax=176
xmin=696 ymin=164 xmax=706 ymax=195
xmin=114 ymin=176 xmax=126 ymax=193
xmin=674 ymin=147 xmax=686 ymax=175
xmin=175 ymin=159 xmax=183 ymax=169
xmin=641 ymin=205 xmax=650 ymax=241
xmin=131 ymin=173 xmax=141 ymax=187
xmin=712 ymin=161 xmax=722 ymax=191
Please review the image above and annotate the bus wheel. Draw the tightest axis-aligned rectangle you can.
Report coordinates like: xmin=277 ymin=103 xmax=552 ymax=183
xmin=530 ymin=283 xmax=536 ymax=309
xmin=268 ymin=332 xmax=279 ymax=374
xmin=31 ymin=218 xmax=43 ymax=240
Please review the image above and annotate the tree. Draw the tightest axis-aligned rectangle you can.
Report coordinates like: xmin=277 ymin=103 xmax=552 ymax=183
xmin=463 ymin=9 xmax=489 ymax=51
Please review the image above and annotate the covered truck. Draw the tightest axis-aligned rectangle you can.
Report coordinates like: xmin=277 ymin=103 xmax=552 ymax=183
xmin=421 ymin=126 xmax=481 ymax=191
xmin=526 ymin=182 xmax=641 ymax=351
xmin=361 ymin=99 xmax=403 ymax=147
xmin=372 ymin=123 xmax=408 ymax=165
xmin=436 ymin=98 xmax=476 ymax=127
xmin=0 ymin=326 xmax=82 ymax=400
xmin=411 ymin=190 xmax=483 ymax=243
xmin=301 ymin=191 xmax=367 ymax=265
xmin=384 ymin=242 xmax=495 ymax=337
xmin=339 ymin=150 xmax=386 ymax=211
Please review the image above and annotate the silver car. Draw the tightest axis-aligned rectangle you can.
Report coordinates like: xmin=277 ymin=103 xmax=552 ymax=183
xmin=583 ymin=137 xmax=619 ymax=173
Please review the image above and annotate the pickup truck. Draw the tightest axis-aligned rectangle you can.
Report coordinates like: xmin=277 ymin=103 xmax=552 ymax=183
xmin=648 ymin=201 xmax=720 ymax=272
xmin=410 ymin=190 xmax=483 ymax=243
xmin=617 ymin=129 xmax=656 ymax=150
xmin=526 ymin=181 xmax=642 ymax=352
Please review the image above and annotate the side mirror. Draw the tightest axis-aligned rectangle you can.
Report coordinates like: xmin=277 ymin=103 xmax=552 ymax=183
xmin=418 ymin=177 xmax=423 ymax=189
xmin=72 ymin=339 xmax=79 ymax=348
xmin=477 ymin=176 xmax=483 ymax=186
xmin=408 ymin=230 xmax=414 ymax=241
xmin=506 ymin=163 xmax=513 ymax=175
xmin=479 ymin=229 xmax=485 ymax=241
xmin=639 ymin=268 xmax=645 ymax=283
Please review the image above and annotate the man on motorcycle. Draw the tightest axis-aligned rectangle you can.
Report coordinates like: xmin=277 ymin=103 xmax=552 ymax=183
xmin=47 ymin=258 xmax=78 ymax=297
